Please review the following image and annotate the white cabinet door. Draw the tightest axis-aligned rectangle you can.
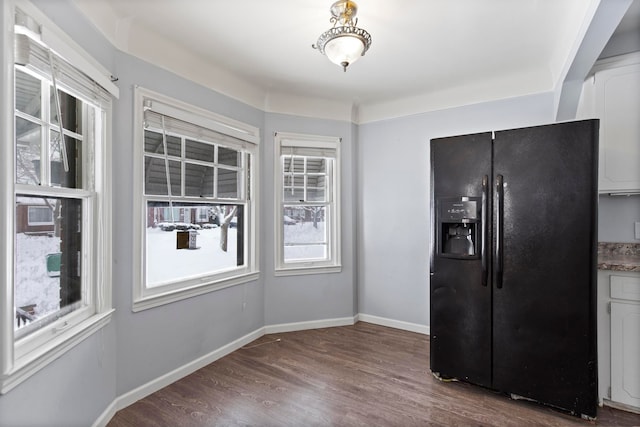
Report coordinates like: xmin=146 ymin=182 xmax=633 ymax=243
xmin=596 ymin=63 xmax=640 ymax=193
xmin=611 ymin=301 xmax=640 ymax=409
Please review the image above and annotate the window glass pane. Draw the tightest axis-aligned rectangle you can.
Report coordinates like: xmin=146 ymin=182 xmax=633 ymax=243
xmin=185 ymin=139 xmax=214 ymax=162
xmin=218 ymin=168 xmax=239 ymax=199
xmin=306 ymin=157 xmax=326 ymax=174
xmin=144 ymin=130 xmax=163 ymax=155
xmin=283 ymin=175 xmax=304 ymax=202
xmin=15 ymin=196 xmax=84 ymax=337
xmin=15 ymin=116 xmax=42 ymax=185
xmin=144 ymin=130 xmax=181 ymax=157
xmin=50 ymin=89 xmax=82 ymax=134
xmin=284 ymin=244 xmax=327 ymax=262
xmin=144 ymin=157 xmax=181 ymax=196
xmin=283 ymin=207 xmax=302 ymax=224
xmin=218 ymin=146 xmax=239 ymax=167
xmin=283 ymin=156 xmax=304 ymax=174
xmin=146 ymin=202 xmax=243 ymax=287
xmin=283 ymin=205 xmax=327 ymax=262
xmin=50 ymin=130 xmax=82 ymax=189
xmin=15 ymin=69 xmax=41 ymax=118
xmin=306 ymin=175 xmax=326 ymax=202
xmin=283 ymin=187 xmax=304 ymax=202
xmin=185 ymin=163 xmax=214 ymax=197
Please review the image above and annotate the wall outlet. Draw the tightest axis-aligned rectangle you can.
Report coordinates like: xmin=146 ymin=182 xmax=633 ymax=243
xmin=635 ymin=222 xmax=640 ymax=240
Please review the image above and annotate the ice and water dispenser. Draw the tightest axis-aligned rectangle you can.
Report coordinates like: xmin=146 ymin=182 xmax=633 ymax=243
xmin=437 ymin=197 xmax=481 ymax=258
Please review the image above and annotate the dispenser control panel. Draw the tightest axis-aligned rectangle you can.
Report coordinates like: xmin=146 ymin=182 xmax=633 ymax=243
xmin=440 ymin=200 xmax=478 ymax=222
xmin=437 ymin=197 xmax=481 ymax=258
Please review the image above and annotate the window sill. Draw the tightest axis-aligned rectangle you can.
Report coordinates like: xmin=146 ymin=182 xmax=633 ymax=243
xmin=275 ymin=264 xmax=342 ymax=277
xmin=133 ymin=271 xmax=260 ymax=312
xmin=1 ymin=308 xmax=114 ymax=394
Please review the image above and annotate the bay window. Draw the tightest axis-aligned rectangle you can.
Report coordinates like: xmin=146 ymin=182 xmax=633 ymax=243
xmin=133 ymin=87 xmax=259 ymax=311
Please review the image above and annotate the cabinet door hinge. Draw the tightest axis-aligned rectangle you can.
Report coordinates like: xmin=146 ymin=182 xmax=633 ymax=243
xmin=607 ymin=386 xmax=611 ymax=398
xmin=607 ymin=301 xmax=611 ymax=314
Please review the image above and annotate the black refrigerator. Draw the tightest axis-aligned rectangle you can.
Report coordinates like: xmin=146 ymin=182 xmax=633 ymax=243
xmin=429 ymin=120 xmax=599 ymax=418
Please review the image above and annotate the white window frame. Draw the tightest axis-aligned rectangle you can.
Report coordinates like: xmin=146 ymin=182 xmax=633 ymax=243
xmin=132 ymin=87 xmax=260 ymax=311
xmin=274 ymin=132 xmax=341 ymax=276
xmin=1 ymin=0 xmax=116 ymax=394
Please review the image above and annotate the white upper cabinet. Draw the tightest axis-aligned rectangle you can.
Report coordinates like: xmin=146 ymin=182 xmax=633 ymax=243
xmin=593 ymin=55 xmax=640 ymax=193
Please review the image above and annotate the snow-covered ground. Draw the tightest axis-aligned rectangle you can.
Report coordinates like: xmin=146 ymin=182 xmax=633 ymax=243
xmin=283 ymin=221 xmax=326 ymax=261
xmin=14 ymin=233 xmax=61 ymax=330
xmin=14 ymin=220 xmax=327 ymax=330
xmin=146 ymin=226 xmax=238 ymax=287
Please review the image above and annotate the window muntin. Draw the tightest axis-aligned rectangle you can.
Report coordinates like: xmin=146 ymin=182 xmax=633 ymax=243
xmin=275 ymin=133 xmax=341 ymax=274
xmin=282 ymin=155 xmax=330 ymax=263
xmin=14 ymin=67 xmax=91 ymax=339
xmin=143 ymin=127 xmax=248 ymax=283
xmin=15 ymin=71 xmax=84 ymax=190
xmin=134 ymin=87 xmax=259 ymax=309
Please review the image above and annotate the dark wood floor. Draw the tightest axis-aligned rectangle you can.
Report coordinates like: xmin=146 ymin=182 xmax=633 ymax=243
xmin=107 ymin=322 xmax=640 ymax=426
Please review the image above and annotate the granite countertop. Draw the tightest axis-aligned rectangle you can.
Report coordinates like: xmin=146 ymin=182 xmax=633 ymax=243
xmin=597 ymin=242 xmax=640 ymax=272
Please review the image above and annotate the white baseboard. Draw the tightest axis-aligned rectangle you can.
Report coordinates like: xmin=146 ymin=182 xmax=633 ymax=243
xmin=92 ymin=326 xmax=265 ymax=427
xmin=603 ymin=399 xmax=640 ymax=415
xmin=264 ymin=316 xmax=357 ymax=334
xmin=357 ymin=313 xmax=430 ymax=335
xmin=93 ymin=399 xmax=117 ymax=427
xmin=93 ymin=314 xmax=429 ymax=427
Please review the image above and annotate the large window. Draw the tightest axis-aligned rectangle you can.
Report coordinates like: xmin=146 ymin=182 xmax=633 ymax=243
xmin=133 ymin=87 xmax=259 ymax=310
xmin=274 ymin=132 xmax=341 ymax=275
xmin=1 ymin=3 xmax=116 ymax=393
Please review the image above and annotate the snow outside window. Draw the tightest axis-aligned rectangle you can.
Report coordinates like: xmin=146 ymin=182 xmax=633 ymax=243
xmin=1 ymin=3 xmax=116 ymax=394
xmin=274 ymin=132 xmax=341 ymax=275
xmin=133 ymin=87 xmax=259 ymax=311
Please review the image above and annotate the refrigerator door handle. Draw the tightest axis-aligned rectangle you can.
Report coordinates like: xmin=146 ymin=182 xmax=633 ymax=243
xmin=495 ymin=174 xmax=504 ymax=289
xmin=481 ymin=175 xmax=488 ymax=286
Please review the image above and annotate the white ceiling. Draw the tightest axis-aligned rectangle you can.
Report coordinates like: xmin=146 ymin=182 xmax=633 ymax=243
xmin=72 ymin=0 xmax=637 ymax=123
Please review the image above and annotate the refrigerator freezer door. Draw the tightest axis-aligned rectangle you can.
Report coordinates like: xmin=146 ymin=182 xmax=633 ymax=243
xmin=491 ymin=120 xmax=598 ymax=417
xmin=430 ymin=132 xmax=493 ymax=387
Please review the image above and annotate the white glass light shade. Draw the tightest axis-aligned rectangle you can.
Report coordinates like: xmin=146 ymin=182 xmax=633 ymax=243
xmin=324 ymin=35 xmax=365 ymax=68
xmin=312 ymin=0 xmax=372 ymax=72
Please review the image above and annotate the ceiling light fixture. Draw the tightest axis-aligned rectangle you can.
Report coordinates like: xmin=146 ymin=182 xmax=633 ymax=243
xmin=312 ymin=0 xmax=372 ymax=72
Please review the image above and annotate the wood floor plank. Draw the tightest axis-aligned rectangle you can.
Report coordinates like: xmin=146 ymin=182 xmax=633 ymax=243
xmin=107 ymin=323 xmax=640 ymax=426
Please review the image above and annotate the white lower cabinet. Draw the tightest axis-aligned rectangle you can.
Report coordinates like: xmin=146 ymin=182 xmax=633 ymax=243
xmin=611 ymin=301 xmax=640 ymax=408
xmin=603 ymin=271 xmax=640 ymax=411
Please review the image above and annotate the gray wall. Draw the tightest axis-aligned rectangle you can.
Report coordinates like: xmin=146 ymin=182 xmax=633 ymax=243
xmin=0 ymin=327 xmax=117 ymax=427
xmin=111 ymin=52 xmax=266 ymax=397
xmin=262 ymin=114 xmax=358 ymax=326
xmin=357 ymin=94 xmax=556 ymax=326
